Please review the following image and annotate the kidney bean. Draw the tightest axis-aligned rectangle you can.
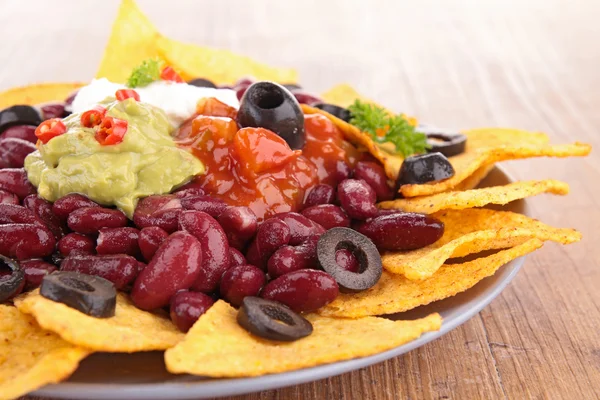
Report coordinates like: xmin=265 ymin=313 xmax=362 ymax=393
xmin=1 ymin=125 xmax=37 ymax=143
xmin=0 ymin=189 xmax=19 ymax=205
xmin=303 ymin=184 xmax=335 ymax=208
xmin=138 ymin=226 xmax=169 ymax=262
xmin=335 ymin=248 xmax=360 ymax=273
xmin=61 ymin=253 xmax=140 ymax=290
xmin=261 ymin=269 xmax=339 ymax=313
xmin=0 ymin=168 xmax=36 ymax=199
xmin=377 ymin=208 xmax=404 ymax=217
xmin=337 ymin=179 xmax=378 ymax=220
xmin=220 ymin=265 xmax=266 ymax=307
xmin=173 ymin=181 xmax=205 ymax=198
xmin=52 ymin=193 xmax=100 ymax=221
xmin=19 ymin=259 xmax=57 ymax=290
xmin=218 ymin=206 xmax=258 ymax=249
xmin=272 ymin=212 xmax=326 ymax=245
xmin=267 ymin=235 xmax=319 ymax=278
xmin=292 ymin=91 xmax=321 ymax=105
xmin=356 ymin=212 xmax=445 ymax=251
xmin=353 ymin=161 xmax=394 ymax=201
xmin=301 ymin=204 xmax=350 ymax=230
xmin=170 ymin=291 xmax=214 ymax=332
xmin=65 ymin=90 xmax=78 ymax=106
xmin=180 ymin=195 xmax=228 ymax=218
xmin=0 ymin=138 xmax=36 ymax=168
xmin=245 ymin=218 xmax=291 ymax=269
xmin=0 ymin=204 xmax=42 ymax=226
xmin=334 ymin=160 xmax=352 ymax=184
xmin=229 ymin=247 xmax=247 ymax=267
xmin=131 ymin=231 xmax=203 ymax=310
xmin=57 ymin=233 xmax=95 ymax=256
xmin=23 ymin=195 xmax=66 ymax=239
xmin=40 ymin=103 xmax=66 ymax=120
xmin=0 ymin=224 xmax=56 ymax=260
xmin=67 ymin=207 xmax=127 ymax=234
xmin=178 ymin=211 xmax=230 ymax=293
xmin=133 ymin=195 xmax=182 ymax=233
xmin=96 ymin=227 xmax=140 ymax=257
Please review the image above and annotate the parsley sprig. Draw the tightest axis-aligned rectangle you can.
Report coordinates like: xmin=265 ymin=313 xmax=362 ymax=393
xmin=348 ymin=100 xmax=429 ymax=157
xmin=126 ymin=59 xmax=161 ymax=88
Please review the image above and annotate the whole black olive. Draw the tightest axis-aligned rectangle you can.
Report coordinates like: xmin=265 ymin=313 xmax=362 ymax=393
xmin=418 ymin=125 xmax=467 ymax=157
xmin=312 ymin=102 xmax=351 ymax=123
xmin=395 ymin=152 xmax=455 ymax=192
xmin=0 ymin=255 xmax=25 ymax=302
xmin=237 ymin=81 xmax=305 ymax=149
xmin=187 ymin=78 xmax=217 ymax=89
xmin=0 ymin=105 xmax=42 ymax=135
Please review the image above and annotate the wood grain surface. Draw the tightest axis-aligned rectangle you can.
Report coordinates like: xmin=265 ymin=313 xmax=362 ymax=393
xmin=4 ymin=0 xmax=598 ymax=399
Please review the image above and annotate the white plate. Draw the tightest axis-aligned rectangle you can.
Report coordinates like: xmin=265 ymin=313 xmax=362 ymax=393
xmin=35 ymin=166 xmax=528 ymax=400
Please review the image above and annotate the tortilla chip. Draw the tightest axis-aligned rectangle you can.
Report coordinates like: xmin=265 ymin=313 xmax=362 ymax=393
xmin=96 ymin=0 xmax=163 ymax=82
xmin=15 ymin=291 xmax=183 ymax=353
xmin=454 ymin=164 xmax=495 ymax=191
xmin=0 ymin=305 xmax=90 ymax=400
xmin=381 ymin=208 xmax=580 ymax=280
xmin=158 ymin=37 xmax=298 ymax=85
xmin=321 ymin=84 xmax=373 ymax=108
xmin=165 ymin=301 xmax=441 ymax=377
xmin=380 ymin=179 xmax=569 ymax=214
xmin=0 ymin=82 xmax=84 ymax=109
xmin=319 ymin=239 xmax=543 ymax=318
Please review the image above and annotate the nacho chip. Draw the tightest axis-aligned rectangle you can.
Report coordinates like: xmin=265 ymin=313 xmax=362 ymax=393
xmin=96 ymin=0 xmax=163 ymax=83
xmin=382 ymin=208 xmax=580 ymax=280
xmin=321 ymin=84 xmax=373 ymax=108
xmin=15 ymin=291 xmax=183 ymax=352
xmin=454 ymin=164 xmax=495 ymax=191
xmin=0 ymin=305 xmax=90 ymax=400
xmin=165 ymin=301 xmax=441 ymax=377
xmin=0 ymin=82 xmax=83 ymax=109
xmin=380 ymin=179 xmax=569 ymax=214
xmin=319 ymin=239 xmax=543 ymax=318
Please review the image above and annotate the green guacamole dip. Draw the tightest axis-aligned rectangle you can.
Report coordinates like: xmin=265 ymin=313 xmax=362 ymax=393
xmin=24 ymin=99 xmax=204 ymax=217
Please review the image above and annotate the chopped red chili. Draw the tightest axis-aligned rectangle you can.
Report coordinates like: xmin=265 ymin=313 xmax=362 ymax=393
xmin=115 ymin=89 xmax=140 ymax=101
xmin=80 ymin=105 xmax=107 ymax=128
xmin=160 ymin=66 xmax=184 ymax=83
xmin=35 ymin=118 xmax=67 ymax=144
xmin=95 ymin=116 xmax=128 ymax=146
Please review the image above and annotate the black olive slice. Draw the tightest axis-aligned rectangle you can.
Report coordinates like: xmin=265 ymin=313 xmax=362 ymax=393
xmin=0 ymin=105 xmax=43 ymax=135
xmin=317 ymin=227 xmax=382 ymax=293
xmin=237 ymin=81 xmax=306 ymax=149
xmin=187 ymin=78 xmax=217 ymax=89
xmin=237 ymin=296 xmax=313 ymax=342
xmin=395 ymin=152 xmax=455 ymax=193
xmin=0 ymin=255 xmax=24 ymax=302
xmin=312 ymin=102 xmax=352 ymax=123
xmin=40 ymin=271 xmax=117 ymax=318
xmin=417 ymin=125 xmax=467 ymax=157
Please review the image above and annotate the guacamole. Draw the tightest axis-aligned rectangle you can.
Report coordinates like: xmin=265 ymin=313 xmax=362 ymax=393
xmin=24 ymin=98 xmax=204 ymax=217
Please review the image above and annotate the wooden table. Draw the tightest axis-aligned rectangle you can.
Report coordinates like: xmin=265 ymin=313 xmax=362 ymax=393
xmin=4 ymin=0 xmax=598 ymax=398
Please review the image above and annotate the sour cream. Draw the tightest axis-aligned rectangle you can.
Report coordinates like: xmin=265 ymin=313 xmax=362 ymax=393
xmin=71 ymin=78 xmax=239 ymax=127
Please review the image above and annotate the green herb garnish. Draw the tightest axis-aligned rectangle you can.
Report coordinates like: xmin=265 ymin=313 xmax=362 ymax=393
xmin=348 ymin=100 xmax=430 ymax=157
xmin=126 ymin=59 xmax=161 ymax=88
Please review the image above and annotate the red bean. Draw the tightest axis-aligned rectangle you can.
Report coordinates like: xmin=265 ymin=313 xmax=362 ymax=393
xmin=334 ymin=160 xmax=352 ymax=184
xmin=0 ymin=189 xmax=19 ymax=205
xmin=133 ymin=195 xmax=182 ymax=233
xmin=170 ymin=291 xmax=214 ymax=332
xmin=292 ymin=91 xmax=321 ymax=105
xmin=267 ymin=235 xmax=319 ymax=278
xmin=138 ymin=226 xmax=169 ymax=262
xmin=337 ymin=179 xmax=378 ymax=220
xmin=301 ymin=204 xmax=350 ymax=230
xmin=260 ymin=269 xmax=339 ymax=313
xmin=52 ymin=193 xmax=100 ymax=221
xmin=131 ymin=231 xmax=203 ymax=310
xmin=173 ymin=182 xmax=205 ymax=199
xmin=57 ymin=233 xmax=95 ymax=256
xmin=0 ymin=224 xmax=56 ymax=260
xmin=0 ymin=138 xmax=36 ymax=168
xmin=20 ymin=259 xmax=57 ymax=290
xmin=353 ymin=161 xmax=393 ymax=201
xmin=61 ymin=253 xmax=140 ymax=290
xmin=0 ymin=204 xmax=42 ymax=226
xmin=335 ymin=249 xmax=360 ymax=273
xmin=229 ymin=247 xmax=247 ymax=267
xmin=96 ymin=227 xmax=140 ymax=257
xmin=67 ymin=207 xmax=127 ymax=234
xmin=220 ymin=265 xmax=266 ymax=307
xmin=180 ymin=195 xmax=228 ymax=218
xmin=65 ymin=91 xmax=78 ymax=106
xmin=40 ymin=103 xmax=66 ymax=120
xmin=0 ymin=168 xmax=36 ymax=199
xmin=23 ymin=195 xmax=66 ymax=239
xmin=245 ymin=218 xmax=291 ymax=269
xmin=303 ymin=184 xmax=335 ymax=208
xmin=272 ymin=212 xmax=326 ymax=245
xmin=356 ymin=212 xmax=445 ymax=251
xmin=1 ymin=125 xmax=37 ymax=143
xmin=377 ymin=208 xmax=404 ymax=217
xmin=218 ymin=206 xmax=258 ymax=249
xmin=178 ymin=211 xmax=230 ymax=293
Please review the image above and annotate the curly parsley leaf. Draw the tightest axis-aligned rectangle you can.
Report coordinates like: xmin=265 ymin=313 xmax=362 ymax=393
xmin=126 ymin=59 xmax=161 ymax=88
xmin=348 ymin=100 xmax=430 ymax=157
